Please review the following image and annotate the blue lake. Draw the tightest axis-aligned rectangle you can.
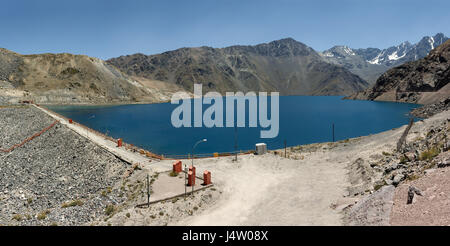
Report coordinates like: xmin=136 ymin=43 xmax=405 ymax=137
xmin=46 ymin=96 xmax=420 ymax=156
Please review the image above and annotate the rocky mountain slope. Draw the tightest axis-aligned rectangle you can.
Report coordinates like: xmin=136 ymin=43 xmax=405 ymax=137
xmin=0 ymin=48 xmax=185 ymax=104
xmin=107 ymin=38 xmax=369 ymax=96
xmin=320 ymin=33 xmax=448 ymax=84
xmin=346 ymin=39 xmax=450 ymax=105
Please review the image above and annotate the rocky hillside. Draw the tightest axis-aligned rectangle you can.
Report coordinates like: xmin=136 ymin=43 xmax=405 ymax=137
xmin=0 ymin=48 xmax=185 ymax=104
xmin=346 ymin=39 xmax=450 ymax=105
xmin=0 ymin=106 xmax=130 ymax=225
xmin=107 ymin=38 xmax=369 ymax=96
xmin=321 ymin=33 xmax=448 ymax=84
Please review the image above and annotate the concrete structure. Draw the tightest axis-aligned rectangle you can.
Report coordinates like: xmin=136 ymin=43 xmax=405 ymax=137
xmin=255 ymin=143 xmax=267 ymax=155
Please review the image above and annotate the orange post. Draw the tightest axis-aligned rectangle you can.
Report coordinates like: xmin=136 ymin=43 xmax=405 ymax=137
xmin=117 ymin=138 xmax=122 ymax=147
xmin=188 ymin=171 xmax=195 ymax=186
xmin=173 ymin=160 xmax=182 ymax=173
xmin=189 ymin=166 xmax=196 ymax=177
xmin=203 ymin=171 xmax=211 ymax=185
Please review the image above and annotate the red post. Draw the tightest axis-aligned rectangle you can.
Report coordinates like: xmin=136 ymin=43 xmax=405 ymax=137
xmin=188 ymin=171 xmax=195 ymax=186
xmin=203 ymin=170 xmax=211 ymax=185
xmin=117 ymin=138 xmax=122 ymax=147
xmin=173 ymin=160 xmax=182 ymax=173
xmin=189 ymin=165 xmax=196 ymax=177
xmin=69 ymin=119 xmax=73 ymax=124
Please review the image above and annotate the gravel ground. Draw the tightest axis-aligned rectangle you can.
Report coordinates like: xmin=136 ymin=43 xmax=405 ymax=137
xmin=390 ymin=165 xmax=450 ymax=226
xmin=93 ymin=186 xmax=220 ymax=226
xmin=0 ymin=106 xmax=130 ymax=225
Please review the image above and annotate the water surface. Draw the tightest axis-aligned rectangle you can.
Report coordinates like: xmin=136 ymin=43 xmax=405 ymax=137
xmin=47 ymin=96 xmax=420 ymax=156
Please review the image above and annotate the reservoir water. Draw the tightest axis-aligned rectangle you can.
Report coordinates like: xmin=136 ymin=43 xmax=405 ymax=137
xmin=47 ymin=96 xmax=420 ymax=156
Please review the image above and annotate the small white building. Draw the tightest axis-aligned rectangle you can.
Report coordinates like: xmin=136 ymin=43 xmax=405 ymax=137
xmin=255 ymin=143 xmax=267 ymax=155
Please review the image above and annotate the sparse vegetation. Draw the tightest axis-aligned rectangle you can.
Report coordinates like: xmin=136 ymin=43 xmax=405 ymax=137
xmin=102 ymin=187 xmax=113 ymax=197
xmin=406 ymin=174 xmax=421 ymax=181
xmin=37 ymin=210 xmax=50 ymax=220
xmin=61 ymin=199 xmax=84 ymax=208
xmin=169 ymin=171 xmax=179 ymax=177
xmin=60 ymin=67 xmax=80 ymax=76
xmin=105 ymin=205 xmax=116 ymax=216
xmin=126 ymin=213 xmax=130 ymax=218
xmin=12 ymin=214 xmax=22 ymax=221
xmin=374 ymin=180 xmax=387 ymax=191
xmin=419 ymin=147 xmax=440 ymax=161
xmin=399 ymin=155 xmax=408 ymax=164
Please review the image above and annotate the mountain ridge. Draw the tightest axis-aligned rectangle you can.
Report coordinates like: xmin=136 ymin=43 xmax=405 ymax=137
xmin=107 ymin=38 xmax=369 ymax=96
xmin=0 ymin=48 xmax=186 ymax=104
xmin=345 ymin=39 xmax=450 ymax=105
xmin=320 ymin=33 xmax=448 ymax=84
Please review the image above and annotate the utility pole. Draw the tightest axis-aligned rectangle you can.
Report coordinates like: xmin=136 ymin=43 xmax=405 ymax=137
xmin=234 ymin=125 xmax=238 ymax=162
xmin=191 ymin=139 xmax=207 ymax=197
xmin=146 ymin=174 xmax=150 ymax=208
xmin=284 ymin=139 xmax=287 ymax=158
xmin=185 ymin=155 xmax=188 ymax=199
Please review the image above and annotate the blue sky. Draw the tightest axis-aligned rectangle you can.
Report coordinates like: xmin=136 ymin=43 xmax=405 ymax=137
xmin=1 ymin=0 xmax=449 ymax=59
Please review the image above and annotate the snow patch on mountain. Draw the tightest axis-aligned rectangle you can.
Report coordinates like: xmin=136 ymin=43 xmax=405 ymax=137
xmin=388 ymin=51 xmax=406 ymax=61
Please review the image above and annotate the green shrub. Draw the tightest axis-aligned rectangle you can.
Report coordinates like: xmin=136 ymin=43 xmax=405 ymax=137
xmin=419 ymin=147 xmax=440 ymax=161
xmin=169 ymin=171 xmax=179 ymax=177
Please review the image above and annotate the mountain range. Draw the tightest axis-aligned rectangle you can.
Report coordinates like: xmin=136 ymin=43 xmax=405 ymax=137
xmin=107 ymin=38 xmax=369 ymax=96
xmin=346 ymin=39 xmax=450 ymax=105
xmin=1 ymin=33 xmax=447 ymax=104
xmin=320 ymin=33 xmax=448 ymax=84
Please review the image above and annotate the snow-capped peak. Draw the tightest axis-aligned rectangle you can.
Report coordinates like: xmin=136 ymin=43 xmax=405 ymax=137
xmin=342 ymin=46 xmax=356 ymax=56
xmin=429 ymin=36 xmax=435 ymax=50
